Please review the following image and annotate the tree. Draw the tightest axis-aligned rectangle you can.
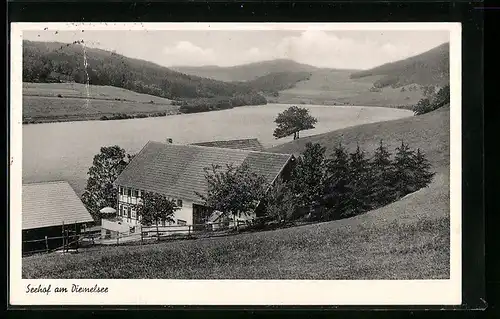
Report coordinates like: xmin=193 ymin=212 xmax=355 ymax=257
xmin=413 ymin=98 xmax=432 ymax=115
xmin=197 ymin=163 xmax=268 ymax=229
xmin=322 ymin=142 xmax=351 ymax=220
xmin=369 ymin=140 xmax=396 ymax=207
xmin=137 ymin=192 xmax=179 ymax=240
xmin=432 ymin=84 xmax=450 ymax=107
xmin=273 ymin=106 xmax=317 ymax=140
xmin=345 ymin=145 xmax=372 ymax=217
xmin=264 ymin=177 xmax=296 ymax=224
xmin=413 ymin=148 xmax=435 ymax=189
xmin=392 ymin=140 xmax=417 ymax=198
xmin=81 ymin=146 xmax=133 ymax=221
xmin=290 ymin=142 xmax=326 ymax=219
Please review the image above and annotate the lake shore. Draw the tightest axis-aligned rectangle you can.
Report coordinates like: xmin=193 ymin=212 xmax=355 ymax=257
xmin=22 ymin=102 xmax=413 ymax=125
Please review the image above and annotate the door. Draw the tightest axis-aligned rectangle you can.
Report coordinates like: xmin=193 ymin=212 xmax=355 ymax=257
xmin=192 ymin=204 xmax=213 ymax=231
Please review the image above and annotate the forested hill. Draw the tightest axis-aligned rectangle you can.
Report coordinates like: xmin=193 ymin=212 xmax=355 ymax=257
xmin=172 ymin=59 xmax=319 ymax=82
xmin=22 ymin=40 xmax=265 ymax=102
xmin=349 ymin=42 xmax=449 ymax=89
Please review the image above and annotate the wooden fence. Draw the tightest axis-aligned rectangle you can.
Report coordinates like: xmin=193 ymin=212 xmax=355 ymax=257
xmin=22 ymin=219 xmax=263 ymax=255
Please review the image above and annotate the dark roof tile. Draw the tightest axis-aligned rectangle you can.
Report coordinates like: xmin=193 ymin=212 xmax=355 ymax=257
xmin=191 ymin=138 xmax=264 ymax=151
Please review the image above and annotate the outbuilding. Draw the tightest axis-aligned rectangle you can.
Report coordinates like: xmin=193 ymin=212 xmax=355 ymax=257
xmin=22 ymin=181 xmax=94 ymax=254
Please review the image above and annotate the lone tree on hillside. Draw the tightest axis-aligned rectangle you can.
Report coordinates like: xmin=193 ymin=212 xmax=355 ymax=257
xmin=81 ymin=146 xmax=135 ymax=221
xmin=197 ymin=163 xmax=268 ymax=229
xmin=273 ymin=106 xmax=317 ymax=140
xmin=137 ymin=192 xmax=179 ymax=240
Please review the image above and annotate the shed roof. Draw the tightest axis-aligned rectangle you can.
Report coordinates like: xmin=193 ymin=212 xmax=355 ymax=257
xmin=114 ymin=141 xmax=293 ymax=203
xmin=191 ymin=138 xmax=264 ymax=151
xmin=22 ymin=181 xmax=94 ymax=230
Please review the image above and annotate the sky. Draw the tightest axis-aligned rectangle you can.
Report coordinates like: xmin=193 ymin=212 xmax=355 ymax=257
xmin=23 ymin=29 xmax=450 ymax=70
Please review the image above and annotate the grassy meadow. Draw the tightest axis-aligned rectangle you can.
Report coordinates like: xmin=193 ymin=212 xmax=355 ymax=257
xmin=22 ymin=106 xmax=450 ymax=279
xmin=275 ymin=70 xmax=425 ymax=107
xmin=23 ymin=209 xmax=449 ymax=279
xmin=23 ymin=83 xmax=178 ymax=123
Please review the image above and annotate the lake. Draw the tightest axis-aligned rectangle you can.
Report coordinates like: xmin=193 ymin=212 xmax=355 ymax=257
xmin=22 ymin=103 xmax=413 ymax=195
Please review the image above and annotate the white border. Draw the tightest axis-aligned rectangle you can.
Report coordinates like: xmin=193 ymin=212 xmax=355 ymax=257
xmin=9 ymin=22 xmax=462 ymax=306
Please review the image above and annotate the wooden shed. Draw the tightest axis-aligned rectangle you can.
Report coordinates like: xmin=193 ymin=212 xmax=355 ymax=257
xmin=22 ymin=181 xmax=94 ymax=254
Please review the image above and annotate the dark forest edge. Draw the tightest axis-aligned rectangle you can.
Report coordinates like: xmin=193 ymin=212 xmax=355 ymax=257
xmin=22 ymin=41 xmax=316 ymax=118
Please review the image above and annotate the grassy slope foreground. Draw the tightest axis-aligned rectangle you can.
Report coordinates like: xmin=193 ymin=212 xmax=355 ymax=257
xmin=23 ymin=83 xmax=179 ymax=123
xmin=22 ymin=107 xmax=450 ymax=279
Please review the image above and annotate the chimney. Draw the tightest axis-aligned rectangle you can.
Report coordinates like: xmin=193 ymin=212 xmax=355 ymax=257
xmin=166 ymin=138 xmax=173 ymax=144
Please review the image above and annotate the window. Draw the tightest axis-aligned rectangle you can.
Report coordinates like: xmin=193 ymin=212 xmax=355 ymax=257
xmin=119 ymin=205 xmax=123 ymax=216
xmin=133 ymin=190 xmax=139 ymax=198
xmin=127 ymin=188 xmax=131 ymax=197
xmin=177 ymin=199 xmax=183 ymax=207
xmin=177 ymin=219 xmax=187 ymax=226
xmin=131 ymin=208 xmax=136 ymax=219
xmin=119 ymin=187 xmax=124 ymax=195
xmin=127 ymin=206 xmax=131 ymax=218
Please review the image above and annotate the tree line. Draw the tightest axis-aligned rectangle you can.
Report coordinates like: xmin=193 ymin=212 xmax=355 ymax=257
xmin=265 ymin=141 xmax=435 ymax=224
xmin=413 ymin=84 xmax=450 ymax=115
xmin=22 ymin=40 xmax=269 ymax=114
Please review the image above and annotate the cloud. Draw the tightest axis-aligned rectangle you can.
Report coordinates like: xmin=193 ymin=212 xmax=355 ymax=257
xmin=163 ymin=41 xmax=216 ymax=66
xmin=161 ymin=31 xmax=446 ymax=69
xmin=265 ymin=30 xmax=425 ymax=69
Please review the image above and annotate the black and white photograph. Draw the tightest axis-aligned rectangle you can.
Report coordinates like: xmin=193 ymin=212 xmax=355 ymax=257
xmin=10 ymin=23 xmax=462 ymax=305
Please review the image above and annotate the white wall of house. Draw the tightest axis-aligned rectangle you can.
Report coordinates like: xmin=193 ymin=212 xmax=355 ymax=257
xmin=114 ymin=186 xmax=195 ymax=234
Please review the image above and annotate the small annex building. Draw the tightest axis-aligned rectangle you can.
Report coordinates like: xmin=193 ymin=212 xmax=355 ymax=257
xmin=22 ymin=181 xmax=94 ymax=254
xmin=191 ymin=138 xmax=264 ymax=151
xmin=108 ymin=141 xmax=294 ymax=235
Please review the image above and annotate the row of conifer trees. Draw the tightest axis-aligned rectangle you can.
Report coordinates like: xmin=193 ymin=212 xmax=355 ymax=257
xmin=265 ymin=140 xmax=435 ymax=223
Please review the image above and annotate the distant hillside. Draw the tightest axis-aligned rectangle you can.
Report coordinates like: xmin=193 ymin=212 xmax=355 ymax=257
xmin=171 ymin=59 xmax=319 ymax=82
xmin=245 ymin=71 xmax=312 ymax=95
xmin=22 ymin=41 xmax=266 ymax=107
xmin=350 ymin=43 xmax=449 ymax=89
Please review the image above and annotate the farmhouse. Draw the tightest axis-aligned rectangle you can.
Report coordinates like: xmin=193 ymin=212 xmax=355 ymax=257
xmin=107 ymin=141 xmax=294 ymax=235
xmin=191 ymin=138 xmax=264 ymax=151
xmin=22 ymin=181 xmax=94 ymax=253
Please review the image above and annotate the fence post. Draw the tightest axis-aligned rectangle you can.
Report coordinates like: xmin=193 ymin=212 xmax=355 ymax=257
xmin=62 ymin=221 xmax=65 ymax=254
xmin=141 ymin=230 xmax=143 ymax=245
xmin=45 ymin=236 xmax=48 ymax=253
xmin=117 ymin=233 xmax=119 ymax=245
xmin=188 ymin=225 xmax=191 ymax=237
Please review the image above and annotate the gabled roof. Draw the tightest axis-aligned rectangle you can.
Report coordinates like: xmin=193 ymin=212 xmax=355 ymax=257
xmin=114 ymin=141 xmax=293 ymax=203
xmin=191 ymin=138 xmax=264 ymax=151
xmin=22 ymin=181 xmax=94 ymax=230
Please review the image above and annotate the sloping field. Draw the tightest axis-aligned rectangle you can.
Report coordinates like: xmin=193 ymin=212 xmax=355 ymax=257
xmin=23 ymin=107 xmax=450 ymax=280
xmin=22 ymin=192 xmax=448 ymax=279
xmin=23 ymin=82 xmax=174 ymax=104
xmin=276 ymin=70 xmax=425 ymax=107
xmin=23 ymin=83 xmax=178 ymax=123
